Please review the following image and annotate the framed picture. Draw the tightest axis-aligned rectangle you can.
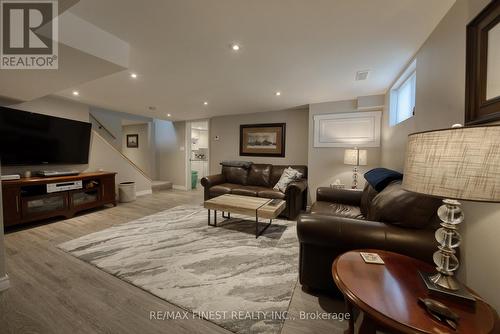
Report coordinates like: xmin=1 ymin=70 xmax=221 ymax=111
xmin=465 ymin=0 xmax=500 ymax=124
xmin=239 ymin=123 xmax=286 ymax=157
xmin=127 ymin=134 xmax=139 ymax=148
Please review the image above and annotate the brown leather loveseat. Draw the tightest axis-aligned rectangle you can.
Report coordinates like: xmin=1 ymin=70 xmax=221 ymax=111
xmin=297 ymin=180 xmax=442 ymax=295
xmin=201 ymin=163 xmax=308 ymax=219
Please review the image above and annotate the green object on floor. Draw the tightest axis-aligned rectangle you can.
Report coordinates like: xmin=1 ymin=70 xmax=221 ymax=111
xmin=191 ymin=171 xmax=198 ymax=189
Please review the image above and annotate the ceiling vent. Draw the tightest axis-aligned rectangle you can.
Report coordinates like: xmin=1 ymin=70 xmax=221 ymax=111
xmin=355 ymin=70 xmax=370 ymax=81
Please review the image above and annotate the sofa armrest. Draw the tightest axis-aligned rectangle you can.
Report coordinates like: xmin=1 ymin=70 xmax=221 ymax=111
xmin=296 ymin=213 xmax=436 ymax=264
xmin=286 ymin=178 xmax=308 ymax=194
xmin=200 ymin=174 xmax=225 ymax=188
xmin=316 ymin=187 xmax=362 ymax=206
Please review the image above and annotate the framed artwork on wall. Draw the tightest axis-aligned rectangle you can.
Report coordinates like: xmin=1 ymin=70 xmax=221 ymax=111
xmin=465 ymin=0 xmax=500 ymax=124
xmin=239 ymin=123 xmax=286 ymax=157
xmin=126 ymin=134 xmax=139 ymax=148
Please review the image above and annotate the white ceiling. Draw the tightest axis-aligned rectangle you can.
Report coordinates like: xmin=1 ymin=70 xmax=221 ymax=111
xmin=53 ymin=0 xmax=455 ymax=121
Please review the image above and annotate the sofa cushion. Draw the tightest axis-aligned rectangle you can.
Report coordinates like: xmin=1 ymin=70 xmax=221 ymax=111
xmin=364 ymin=168 xmax=403 ymax=192
xmin=360 ymin=183 xmax=378 ymax=217
xmin=368 ymin=180 xmax=441 ymax=229
xmin=209 ymin=183 xmax=239 ymax=197
xmin=310 ymin=201 xmax=364 ymax=219
xmin=222 ymin=166 xmax=248 ymax=185
xmin=232 ymin=185 xmax=269 ymax=197
xmin=270 ymin=165 xmax=308 ymax=185
xmin=247 ymin=164 xmax=272 ymax=187
xmin=273 ymin=167 xmax=303 ymax=192
xmin=258 ymin=189 xmax=286 ymax=200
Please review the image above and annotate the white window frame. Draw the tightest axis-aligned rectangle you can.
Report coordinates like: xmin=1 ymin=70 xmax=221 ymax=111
xmin=389 ymin=59 xmax=417 ymax=126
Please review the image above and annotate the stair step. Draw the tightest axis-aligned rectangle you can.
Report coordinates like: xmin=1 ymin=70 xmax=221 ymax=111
xmin=152 ymin=181 xmax=173 ymax=192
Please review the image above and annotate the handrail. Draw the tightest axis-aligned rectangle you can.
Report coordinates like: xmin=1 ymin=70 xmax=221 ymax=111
xmin=90 ymin=113 xmax=117 ymax=140
xmin=91 ymin=130 xmax=152 ymax=182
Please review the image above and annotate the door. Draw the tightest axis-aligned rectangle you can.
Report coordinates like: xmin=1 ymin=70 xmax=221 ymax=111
xmin=2 ymin=186 xmax=21 ymax=226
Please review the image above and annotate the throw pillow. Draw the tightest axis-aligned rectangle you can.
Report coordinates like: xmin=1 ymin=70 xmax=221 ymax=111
xmin=273 ymin=167 xmax=303 ymax=192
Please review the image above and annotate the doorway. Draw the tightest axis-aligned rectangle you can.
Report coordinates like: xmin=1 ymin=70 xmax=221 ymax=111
xmin=186 ymin=120 xmax=209 ymax=190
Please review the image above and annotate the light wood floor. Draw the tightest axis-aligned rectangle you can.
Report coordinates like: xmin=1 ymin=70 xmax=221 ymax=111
xmin=0 ymin=189 xmax=347 ymax=334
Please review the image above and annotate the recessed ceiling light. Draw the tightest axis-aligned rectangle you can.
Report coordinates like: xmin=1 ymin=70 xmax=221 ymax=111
xmin=130 ymin=73 xmax=137 ymax=79
xmin=167 ymin=113 xmax=171 ymax=117
xmin=72 ymin=91 xmax=79 ymax=96
xmin=231 ymin=44 xmax=240 ymax=51
xmin=275 ymin=91 xmax=281 ymax=96
xmin=203 ymin=101 xmax=208 ymax=105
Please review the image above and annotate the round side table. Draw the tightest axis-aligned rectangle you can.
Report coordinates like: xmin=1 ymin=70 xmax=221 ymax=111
xmin=332 ymin=250 xmax=499 ymax=334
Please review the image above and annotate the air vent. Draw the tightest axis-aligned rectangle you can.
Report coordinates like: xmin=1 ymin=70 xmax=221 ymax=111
xmin=355 ymin=70 xmax=370 ymax=81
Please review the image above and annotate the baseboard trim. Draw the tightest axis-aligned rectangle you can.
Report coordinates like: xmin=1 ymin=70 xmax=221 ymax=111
xmin=136 ymin=189 xmax=153 ymax=197
xmin=173 ymin=185 xmax=188 ymax=191
xmin=0 ymin=274 xmax=10 ymax=292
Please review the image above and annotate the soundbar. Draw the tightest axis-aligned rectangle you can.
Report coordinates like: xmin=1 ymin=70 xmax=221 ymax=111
xmin=1 ymin=174 xmax=21 ymax=181
xmin=47 ymin=180 xmax=83 ymax=193
xmin=35 ymin=170 xmax=80 ymax=177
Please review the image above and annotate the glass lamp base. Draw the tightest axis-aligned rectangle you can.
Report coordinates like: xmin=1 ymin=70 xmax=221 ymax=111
xmin=428 ymin=272 xmax=461 ymax=291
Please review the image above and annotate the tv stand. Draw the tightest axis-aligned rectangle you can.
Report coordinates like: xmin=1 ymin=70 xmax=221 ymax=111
xmin=1 ymin=172 xmax=117 ymax=228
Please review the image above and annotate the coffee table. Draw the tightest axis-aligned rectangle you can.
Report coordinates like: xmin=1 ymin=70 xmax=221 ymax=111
xmin=204 ymin=194 xmax=286 ymax=238
xmin=332 ymin=250 xmax=499 ymax=334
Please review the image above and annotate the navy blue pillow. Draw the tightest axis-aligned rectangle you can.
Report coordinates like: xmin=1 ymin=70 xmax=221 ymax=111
xmin=364 ymin=168 xmax=403 ymax=192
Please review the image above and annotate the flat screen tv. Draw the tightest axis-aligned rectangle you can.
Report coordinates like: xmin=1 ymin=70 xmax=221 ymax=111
xmin=0 ymin=106 xmax=92 ymax=166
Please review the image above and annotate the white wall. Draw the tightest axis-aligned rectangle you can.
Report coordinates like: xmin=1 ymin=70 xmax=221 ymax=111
xmin=209 ymin=108 xmax=309 ymax=174
xmin=89 ymin=131 xmax=152 ymax=194
xmin=0 ymin=175 xmax=7 ymax=290
xmin=380 ymin=0 xmax=500 ymax=311
xmin=308 ymin=99 xmax=382 ymax=202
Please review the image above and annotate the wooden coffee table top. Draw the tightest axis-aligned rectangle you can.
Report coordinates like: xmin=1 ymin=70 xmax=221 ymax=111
xmin=204 ymin=194 xmax=285 ymax=219
xmin=332 ymin=250 xmax=499 ymax=334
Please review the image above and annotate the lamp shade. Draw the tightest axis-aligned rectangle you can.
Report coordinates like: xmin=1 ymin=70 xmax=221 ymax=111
xmin=344 ymin=148 xmax=367 ymax=166
xmin=402 ymin=125 xmax=500 ymax=202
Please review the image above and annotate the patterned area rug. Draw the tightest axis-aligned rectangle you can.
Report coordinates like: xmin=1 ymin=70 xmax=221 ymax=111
xmin=58 ymin=205 xmax=299 ymax=334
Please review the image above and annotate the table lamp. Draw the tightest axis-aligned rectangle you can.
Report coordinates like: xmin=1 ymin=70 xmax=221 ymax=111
xmin=344 ymin=148 xmax=367 ymax=189
xmin=402 ymin=125 xmax=500 ymax=296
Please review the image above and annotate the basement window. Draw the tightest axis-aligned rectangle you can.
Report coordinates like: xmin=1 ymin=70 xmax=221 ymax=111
xmin=390 ymin=59 xmax=416 ymax=126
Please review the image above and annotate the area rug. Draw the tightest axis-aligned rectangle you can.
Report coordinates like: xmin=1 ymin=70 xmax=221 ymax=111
xmin=58 ymin=205 xmax=299 ymax=334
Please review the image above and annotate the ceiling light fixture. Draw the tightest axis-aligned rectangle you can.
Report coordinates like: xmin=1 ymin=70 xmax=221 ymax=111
xmin=275 ymin=91 xmax=281 ymax=96
xmin=355 ymin=70 xmax=370 ymax=81
xmin=204 ymin=101 xmax=208 ymax=105
xmin=231 ymin=44 xmax=240 ymax=51
xmin=72 ymin=91 xmax=79 ymax=96
xmin=148 ymin=106 xmax=157 ymax=111
xmin=130 ymin=73 xmax=138 ymax=79
xmin=167 ymin=113 xmax=171 ymax=117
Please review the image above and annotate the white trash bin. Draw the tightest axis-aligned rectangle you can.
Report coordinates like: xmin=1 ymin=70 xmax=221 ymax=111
xmin=119 ymin=182 xmax=136 ymax=203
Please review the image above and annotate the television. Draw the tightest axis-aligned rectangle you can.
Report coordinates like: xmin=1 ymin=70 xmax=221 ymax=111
xmin=0 ymin=106 xmax=92 ymax=166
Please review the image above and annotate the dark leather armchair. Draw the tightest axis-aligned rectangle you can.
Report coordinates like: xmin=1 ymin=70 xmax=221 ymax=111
xmin=297 ymin=181 xmax=441 ymax=295
xmin=201 ymin=164 xmax=308 ymax=220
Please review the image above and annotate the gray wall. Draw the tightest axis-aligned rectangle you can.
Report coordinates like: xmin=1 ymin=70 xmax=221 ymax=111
xmin=380 ymin=0 xmax=500 ymax=311
xmin=209 ymin=108 xmax=309 ymax=174
xmin=308 ymin=99 xmax=382 ymax=202
xmin=122 ymin=123 xmax=156 ymax=178
xmin=156 ymin=121 xmax=187 ymax=188
xmin=2 ymin=96 xmax=152 ymax=193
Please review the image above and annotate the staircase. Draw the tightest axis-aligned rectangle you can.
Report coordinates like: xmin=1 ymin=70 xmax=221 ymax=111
xmin=152 ymin=180 xmax=173 ymax=192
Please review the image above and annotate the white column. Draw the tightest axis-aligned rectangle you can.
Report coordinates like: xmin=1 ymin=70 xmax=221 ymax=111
xmin=0 ymin=167 xmax=9 ymax=292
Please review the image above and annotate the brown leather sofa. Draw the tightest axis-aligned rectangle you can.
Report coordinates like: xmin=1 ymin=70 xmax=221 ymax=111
xmin=297 ymin=180 xmax=442 ymax=295
xmin=201 ymin=164 xmax=308 ymax=219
